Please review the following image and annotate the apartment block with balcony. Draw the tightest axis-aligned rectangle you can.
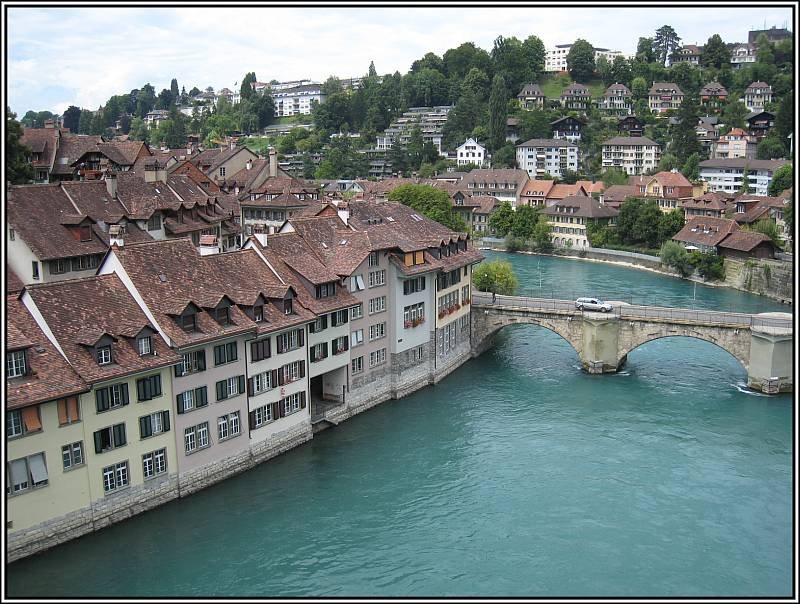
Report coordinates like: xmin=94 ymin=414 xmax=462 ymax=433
xmin=743 ymin=81 xmax=773 ymax=112
xmin=601 ymin=136 xmax=661 ymax=175
xmin=698 ymin=158 xmax=791 ymax=197
xmin=516 ymin=138 xmax=580 ymax=179
xmin=712 ymin=128 xmax=758 ymax=159
xmin=272 ymin=84 xmax=325 ymax=117
xmin=648 ymin=82 xmax=684 ymax=114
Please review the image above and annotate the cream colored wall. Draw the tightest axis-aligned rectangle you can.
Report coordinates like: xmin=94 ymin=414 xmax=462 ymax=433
xmin=81 ymin=367 xmax=176 ymax=504
xmin=435 ymin=266 xmax=472 ymax=329
xmin=7 ymin=399 xmax=92 ymax=532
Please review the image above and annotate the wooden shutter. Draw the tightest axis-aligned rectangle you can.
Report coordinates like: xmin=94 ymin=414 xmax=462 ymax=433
xmin=140 ymin=416 xmax=151 ymax=439
xmin=22 ymin=407 xmax=41 ymax=432
xmin=247 ymin=378 xmax=254 ymax=396
xmin=214 ymin=345 xmax=223 ymax=366
xmin=275 ymin=401 xmax=283 ymax=419
xmin=238 ymin=375 xmax=245 ymax=395
xmin=299 ymin=361 xmax=305 ymax=379
xmin=94 ymin=431 xmax=103 ymax=454
xmin=297 ymin=329 xmax=304 ymax=347
xmin=323 ymin=342 xmax=328 ymax=358
xmin=57 ymin=399 xmax=68 ymax=425
xmin=322 ymin=315 xmax=328 ymax=329
xmin=196 ymin=386 xmax=208 ymax=407
xmin=248 ymin=411 xmax=256 ymax=431
xmin=300 ymin=391 xmax=306 ymax=409
xmin=96 ymin=388 xmax=109 ymax=412
xmin=121 ymin=383 xmax=129 ymax=406
xmin=271 ymin=369 xmax=278 ymax=388
xmin=137 ymin=378 xmax=148 ymax=402
xmin=174 ymin=363 xmax=183 ymax=377
xmin=277 ymin=337 xmax=285 ymax=354
xmin=216 ymin=380 xmax=226 ymax=401
xmin=341 ymin=311 xmax=348 ymax=324
xmin=227 ymin=342 xmax=237 ymax=361
xmin=162 ymin=410 xmax=170 ymax=432
xmin=251 ymin=340 xmax=262 ymax=362
xmin=67 ymin=397 xmax=80 ymax=422
xmin=278 ymin=367 xmax=285 ymax=386
xmin=176 ymin=394 xmax=185 ymax=414
xmin=197 ymin=350 xmax=206 ymax=370
xmin=152 ymin=375 xmax=162 ymax=397
xmin=343 ymin=337 xmax=349 ymax=352
xmin=330 ymin=312 xmax=337 ymax=327
xmin=264 ymin=339 xmax=271 ymax=359
xmin=113 ymin=423 xmax=126 ymax=447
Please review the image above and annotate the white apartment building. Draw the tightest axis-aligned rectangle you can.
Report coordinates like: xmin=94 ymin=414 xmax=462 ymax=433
xmin=699 ymin=158 xmax=790 ymax=197
xmin=516 ymin=138 xmax=580 ymax=179
xmin=455 ymin=138 xmax=487 ymax=167
xmin=730 ymin=44 xmax=757 ymax=70
xmin=273 ymin=84 xmax=325 ymax=117
xmin=601 ymin=136 xmax=661 ymax=175
xmin=743 ymin=81 xmax=773 ymax=112
xmin=545 ymin=44 xmax=624 ymax=72
xmin=375 ymin=106 xmax=452 ymax=155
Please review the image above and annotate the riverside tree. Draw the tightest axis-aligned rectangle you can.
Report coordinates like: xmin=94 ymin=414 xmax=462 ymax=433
xmin=472 ymin=259 xmax=519 ymax=295
xmin=387 ymin=184 xmax=467 ymax=231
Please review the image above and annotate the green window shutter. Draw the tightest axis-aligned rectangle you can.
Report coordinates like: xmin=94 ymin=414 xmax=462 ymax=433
xmin=271 ymin=369 xmax=278 ymax=388
xmin=216 ymin=380 xmax=226 ymax=401
xmin=214 ymin=346 xmax=223 ymax=366
xmin=137 ymin=379 xmax=147 ymax=401
xmin=96 ymin=388 xmax=109 ymax=412
xmin=152 ymin=375 xmax=162 ymax=397
xmin=113 ymin=423 xmax=126 ymax=447
xmin=298 ymin=329 xmax=304 ymax=347
xmin=196 ymin=386 xmax=208 ymax=407
xmin=176 ymin=394 xmax=185 ymax=414
xmin=140 ymin=416 xmax=151 ymax=439
xmin=238 ymin=375 xmax=245 ymax=395
xmin=197 ymin=351 xmax=206 ymax=371
xmin=228 ymin=342 xmax=237 ymax=361
xmin=300 ymin=391 xmax=306 ymax=409
xmin=121 ymin=383 xmax=129 ymax=405
xmin=299 ymin=361 xmax=305 ymax=379
xmin=162 ymin=410 xmax=170 ymax=432
xmin=174 ymin=363 xmax=183 ymax=378
xmin=94 ymin=431 xmax=103 ymax=454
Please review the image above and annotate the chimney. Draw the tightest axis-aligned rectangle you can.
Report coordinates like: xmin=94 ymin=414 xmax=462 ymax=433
xmin=109 ymin=224 xmax=124 ymax=247
xmin=198 ymin=234 xmax=220 ymax=256
xmin=268 ymin=147 xmax=277 ymax=178
xmin=230 ymin=139 xmax=236 ymax=150
xmin=246 ymin=159 xmax=252 ymax=171
xmin=104 ymin=172 xmax=118 ymax=198
xmin=44 ymin=119 xmax=55 ymax=129
xmin=144 ymin=161 xmax=167 ymax=184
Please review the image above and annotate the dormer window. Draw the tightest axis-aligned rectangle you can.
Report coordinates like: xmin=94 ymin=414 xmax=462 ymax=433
xmin=215 ymin=306 xmax=230 ymax=325
xmin=179 ymin=313 xmax=197 ymax=332
xmin=7 ymin=350 xmax=27 ymax=378
xmin=79 ymin=226 xmax=92 ymax=242
xmin=315 ymin=282 xmax=336 ymax=299
xmin=97 ymin=345 xmax=112 ymax=365
xmin=284 ymin=299 xmax=293 ymax=315
xmin=253 ymin=305 xmax=264 ymax=323
xmin=137 ymin=336 xmax=152 ymax=356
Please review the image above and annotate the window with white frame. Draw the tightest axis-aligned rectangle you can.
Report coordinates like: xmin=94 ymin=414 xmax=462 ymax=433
xmin=252 ymin=370 xmax=275 ymax=395
xmin=62 ymin=442 xmax=84 ymax=470
xmin=7 ymin=350 xmax=27 ymax=378
xmin=102 ymin=461 xmax=129 ymax=493
xmin=368 ymin=269 xmax=386 ymax=288
xmin=252 ymin=404 xmax=273 ymax=428
xmin=368 ymin=251 xmax=380 ymax=267
xmin=7 ymin=453 xmax=49 ymax=494
xmin=217 ymin=411 xmax=241 ymax=441
xmin=282 ymin=392 xmax=303 ymax=416
xmin=137 ymin=336 xmax=152 ymax=356
xmin=350 ymin=303 xmax=363 ymax=320
xmin=351 ymin=356 xmax=364 ymax=374
xmin=215 ymin=375 xmax=245 ymax=401
xmin=403 ymin=302 xmax=425 ymax=325
xmin=369 ymin=322 xmax=386 ymax=341
xmin=184 ymin=422 xmax=210 ymax=454
xmin=369 ymin=296 xmax=386 ymax=315
xmin=369 ymin=348 xmax=387 ymax=368
xmin=283 ymin=361 xmax=302 ymax=383
xmin=139 ymin=410 xmax=169 ymax=438
xmin=97 ymin=345 xmax=112 ymax=365
xmin=142 ymin=448 xmax=167 ymax=480
xmin=349 ymin=274 xmax=366 ymax=292
xmin=177 ymin=350 xmax=206 ymax=376
xmin=351 ymin=329 xmax=364 ymax=347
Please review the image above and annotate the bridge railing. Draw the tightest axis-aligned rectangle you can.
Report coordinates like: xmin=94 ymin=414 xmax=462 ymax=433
xmin=471 ymin=291 xmax=793 ymax=330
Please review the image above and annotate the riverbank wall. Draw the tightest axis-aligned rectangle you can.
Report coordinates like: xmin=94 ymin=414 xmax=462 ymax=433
xmin=477 ymin=239 xmax=793 ymax=305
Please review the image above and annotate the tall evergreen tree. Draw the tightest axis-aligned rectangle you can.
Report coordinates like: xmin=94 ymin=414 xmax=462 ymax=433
xmin=62 ymin=105 xmax=82 ymax=132
xmin=567 ymin=39 xmax=596 ymax=82
xmin=6 ymin=108 xmax=34 ymax=183
xmin=368 ymin=61 xmax=377 ymax=77
xmin=669 ymin=95 xmax=702 ymax=165
xmin=488 ymin=74 xmax=508 ymax=152
xmin=653 ymin=25 xmax=681 ymax=66
xmin=170 ymin=78 xmax=179 ymax=100
xmin=240 ymin=72 xmax=257 ymax=100
xmin=701 ymin=34 xmax=730 ymax=69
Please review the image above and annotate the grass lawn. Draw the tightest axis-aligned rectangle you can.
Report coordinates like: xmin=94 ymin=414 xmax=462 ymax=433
xmin=539 ymin=73 xmax=608 ymax=100
xmin=274 ymin=115 xmax=314 ymax=126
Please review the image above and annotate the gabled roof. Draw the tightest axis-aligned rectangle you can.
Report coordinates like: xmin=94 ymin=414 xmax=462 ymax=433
xmin=562 ymin=83 xmax=590 ymax=95
xmin=745 ymin=81 xmax=772 ymax=92
xmin=574 ymin=180 xmax=605 ymax=194
xmin=650 ymin=171 xmax=693 ymax=188
xmin=604 ymin=83 xmax=631 ymax=97
xmin=718 ymin=230 xmax=775 ymax=252
xmin=51 ymin=134 xmax=104 ymax=176
xmin=520 ymin=179 xmax=555 ymax=198
xmin=24 ymin=274 xmax=181 ymax=383
xmin=21 ymin=128 xmax=60 ymax=169
xmin=700 ymin=81 xmax=728 ymax=96
xmin=461 ymin=169 xmax=528 ymax=184
xmin=544 ymin=195 xmax=618 ymax=218
xmin=517 ymin=83 xmax=544 ymax=97
xmin=648 ymin=82 xmax=684 ymax=95
xmin=517 ymin=138 xmax=576 ymax=148
xmin=673 ymin=216 xmax=739 ymax=248
xmin=547 ymin=183 xmax=588 ymax=199
xmin=602 ymin=185 xmax=638 ymax=203
xmin=6 ymin=296 xmax=88 ymax=409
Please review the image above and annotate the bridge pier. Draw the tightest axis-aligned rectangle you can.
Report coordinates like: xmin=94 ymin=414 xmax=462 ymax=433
xmin=747 ymin=326 xmax=793 ymax=394
xmin=580 ymin=314 xmax=625 ymax=374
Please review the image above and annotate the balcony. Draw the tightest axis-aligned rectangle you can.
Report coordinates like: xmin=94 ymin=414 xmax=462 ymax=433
xmin=403 ymin=317 xmax=426 ymax=329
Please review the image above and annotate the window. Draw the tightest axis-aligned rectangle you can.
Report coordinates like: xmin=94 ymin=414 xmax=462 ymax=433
xmin=8 ymin=453 xmax=49 ymax=494
xmin=32 ymin=261 xmax=40 ymax=280
xmin=147 ymin=214 xmax=162 ymax=231
xmin=251 ymin=338 xmax=271 ymax=362
xmin=283 ymin=299 xmax=293 ymax=315
xmin=330 ymin=309 xmax=349 ymax=326
xmin=282 ymin=392 xmax=305 ymax=416
xmin=219 ymin=166 xmax=226 ymax=177
xmin=310 ymin=342 xmax=329 ymax=363
xmin=62 ymin=442 xmax=84 ymax=470
xmin=349 ymin=275 xmax=366 ymax=292
xmin=461 ymin=284 xmax=471 ymax=303
xmin=9 ymin=228 xmax=14 ymax=240
xmin=350 ymin=304 xmax=363 ymax=320
xmin=176 ymin=350 xmax=206 ymax=376
xmin=368 ymin=269 xmax=386 ymax=288
xmin=213 ymin=342 xmax=238 ymax=366
xmin=137 ymin=336 xmax=152 ymax=356
xmin=7 ymin=350 xmax=26 ymax=378
xmin=281 ymin=361 xmax=304 ymax=384
xmin=102 ymin=461 xmax=129 ymax=493
xmin=139 ymin=410 xmax=170 ymax=438
xmin=216 ymin=375 xmax=245 ymax=401
xmin=253 ymin=305 xmax=264 ymax=323
xmin=350 ymin=329 xmax=364 ymax=347
xmin=310 ymin=315 xmax=328 ymax=333
xmin=369 ymin=296 xmax=386 ymax=315
xmin=7 ymin=406 xmax=42 ymax=438
xmin=95 ymin=383 xmax=130 ymax=412
xmin=217 ymin=412 xmax=241 ymax=441
xmin=176 ymin=386 xmax=208 ymax=413
xmin=459 ymin=314 xmax=470 ymax=331
xmin=369 ymin=348 xmax=387 ymax=368
xmin=142 ymin=449 xmax=167 ymax=480
xmin=50 ymin=259 xmax=69 ymax=274
xmin=214 ymin=306 xmax=230 ymax=325
xmin=179 ymin=312 xmax=197 ymax=332
xmin=403 ymin=251 xmax=425 ymax=266
xmin=136 ymin=374 xmax=162 ymax=402
xmin=403 ymin=276 xmax=426 ymax=295
xmin=351 ymin=356 xmax=364 ymax=374
xmin=71 ymin=255 xmax=100 ymax=271
xmin=368 ymin=251 xmax=380 ymax=267
xmin=403 ymin=302 xmax=425 ymax=326
xmin=57 ymin=397 xmax=81 ymax=425
xmin=414 ymin=346 xmax=424 ymax=362
xmin=93 ymin=423 xmax=127 ymax=453
xmin=331 ymin=335 xmax=349 ymax=355
xmin=315 ymin=282 xmax=336 ymax=299
xmin=276 ymin=329 xmax=303 ymax=353
xmin=369 ymin=322 xmax=386 ymax=341
xmin=251 ymin=403 xmax=274 ymax=429
xmin=184 ymin=422 xmax=210 ymax=454
xmin=250 ymin=369 xmax=275 ymax=395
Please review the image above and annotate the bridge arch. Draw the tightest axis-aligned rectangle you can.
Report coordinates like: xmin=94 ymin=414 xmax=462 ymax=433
xmin=473 ymin=312 xmax=583 ymax=360
xmin=618 ymin=331 xmax=750 ymax=372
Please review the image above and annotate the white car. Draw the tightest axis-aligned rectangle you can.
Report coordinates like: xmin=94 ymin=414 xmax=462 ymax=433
xmin=575 ymin=297 xmax=613 ymax=312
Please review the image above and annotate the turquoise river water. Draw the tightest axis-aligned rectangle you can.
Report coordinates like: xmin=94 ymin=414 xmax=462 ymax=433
xmin=6 ymin=252 xmax=794 ymax=597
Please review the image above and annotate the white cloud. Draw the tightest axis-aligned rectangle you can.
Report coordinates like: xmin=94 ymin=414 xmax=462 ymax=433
xmin=6 ymin=5 xmax=794 ymax=114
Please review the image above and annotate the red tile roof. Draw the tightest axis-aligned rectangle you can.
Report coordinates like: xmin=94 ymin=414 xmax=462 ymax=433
xmin=718 ymin=230 xmax=774 ymax=252
xmin=673 ymin=217 xmax=739 ymax=248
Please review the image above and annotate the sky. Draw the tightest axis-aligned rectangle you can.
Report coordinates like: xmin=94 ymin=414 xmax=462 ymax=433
xmin=6 ymin=4 xmax=795 ymax=115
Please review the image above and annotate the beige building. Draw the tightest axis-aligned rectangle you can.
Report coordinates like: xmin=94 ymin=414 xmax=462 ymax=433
xmin=601 ymin=137 xmax=662 ymax=175
xmin=713 ymin=128 xmax=758 ymax=159
xmin=648 ymin=82 xmax=684 ymax=114
xmin=545 ymin=195 xmax=618 ymax=248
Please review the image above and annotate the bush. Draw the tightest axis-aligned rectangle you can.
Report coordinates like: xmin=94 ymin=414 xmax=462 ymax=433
xmin=472 ymin=259 xmax=519 ymax=295
xmin=660 ymin=241 xmax=693 ymax=277
xmin=505 ymin=234 xmax=526 ymax=252
xmin=688 ymin=251 xmax=725 ymax=281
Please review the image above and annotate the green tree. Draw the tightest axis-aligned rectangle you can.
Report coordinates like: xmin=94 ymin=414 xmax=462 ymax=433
xmin=461 ymin=67 xmax=490 ymax=101
xmin=601 ymin=168 xmax=630 ymax=186
xmin=368 ymin=60 xmax=378 ymax=77
xmin=509 ymin=204 xmax=540 ymax=238
xmin=658 ymin=152 xmax=679 ymax=172
xmin=567 ymin=39 xmax=596 ymax=82
xmin=521 ymin=35 xmax=546 ymax=82
xmin=681 ymin=152 xmax=700 ymax=180
xmin=773 ymin=90 xmax=793 ymax=150
xmin=78 ymin=109 xmax=93 ymax=134
xmin=240 ymin=72 xmax=257 ymax=100
xmin=658 ymin=209 xmax=686 ymax=243
xmin=757 ymin=134 xmax=787 ymax=160
xmin=660 ymin=241 xmax=693 ymax=277
xmin=488 ymin=201 xmax=515 ymax=236
xmin=387 ymin=184 xmax=466 ymax=231
xmin=636 ymin=37 xmax=656 ymax=63
xmin=442 ymin=90 xmax=484 ymax=149
xmin=669 ymin=95 xmax=702 ymax=164
xmin=488 ymin=74 xmax=508 ymax=152
xmin=472 ymin=259 xmax=519 ymax=295
xmin=531 ymin=215 xmax=553 ymax=252
xmin=631 ymin=76 xmax=649 ymax=102
xmin=721 ymin=96 xmax=748 ymax=130
xmin=491 ymin=35 xmax=529 ymax=95
xmin=321 ymin=76 xmax=343 ymax=96
xmin=610 ymin=56 xmax=632 ymax=86
xmin=170 ymin=78 xmax=179 ymax=100
xmin=701 ymin=34 xmax=730 ymax=69
xmin=128 ymin=116 xmax=149 ymax=142
xmin=6 ymin=108 xmax=34 ymax=183
xmin=768 ymin=164 xmax=793 ymax=196
xmin=653 ymin=25 xmax=681 ymax=66
xmin=492 ymin=144 xmax=516 ymax=168
xmin=743 ymin=217 xmax=783 ymax=248
xmin=738 ymin=166 xmax=751 ymax=194
xmin=62 ymin=105 xmax=82 ymax=132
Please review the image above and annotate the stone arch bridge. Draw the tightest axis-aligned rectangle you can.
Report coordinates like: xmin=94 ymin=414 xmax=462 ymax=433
xmin=470 ymin=292 xmax=793 ymax=394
